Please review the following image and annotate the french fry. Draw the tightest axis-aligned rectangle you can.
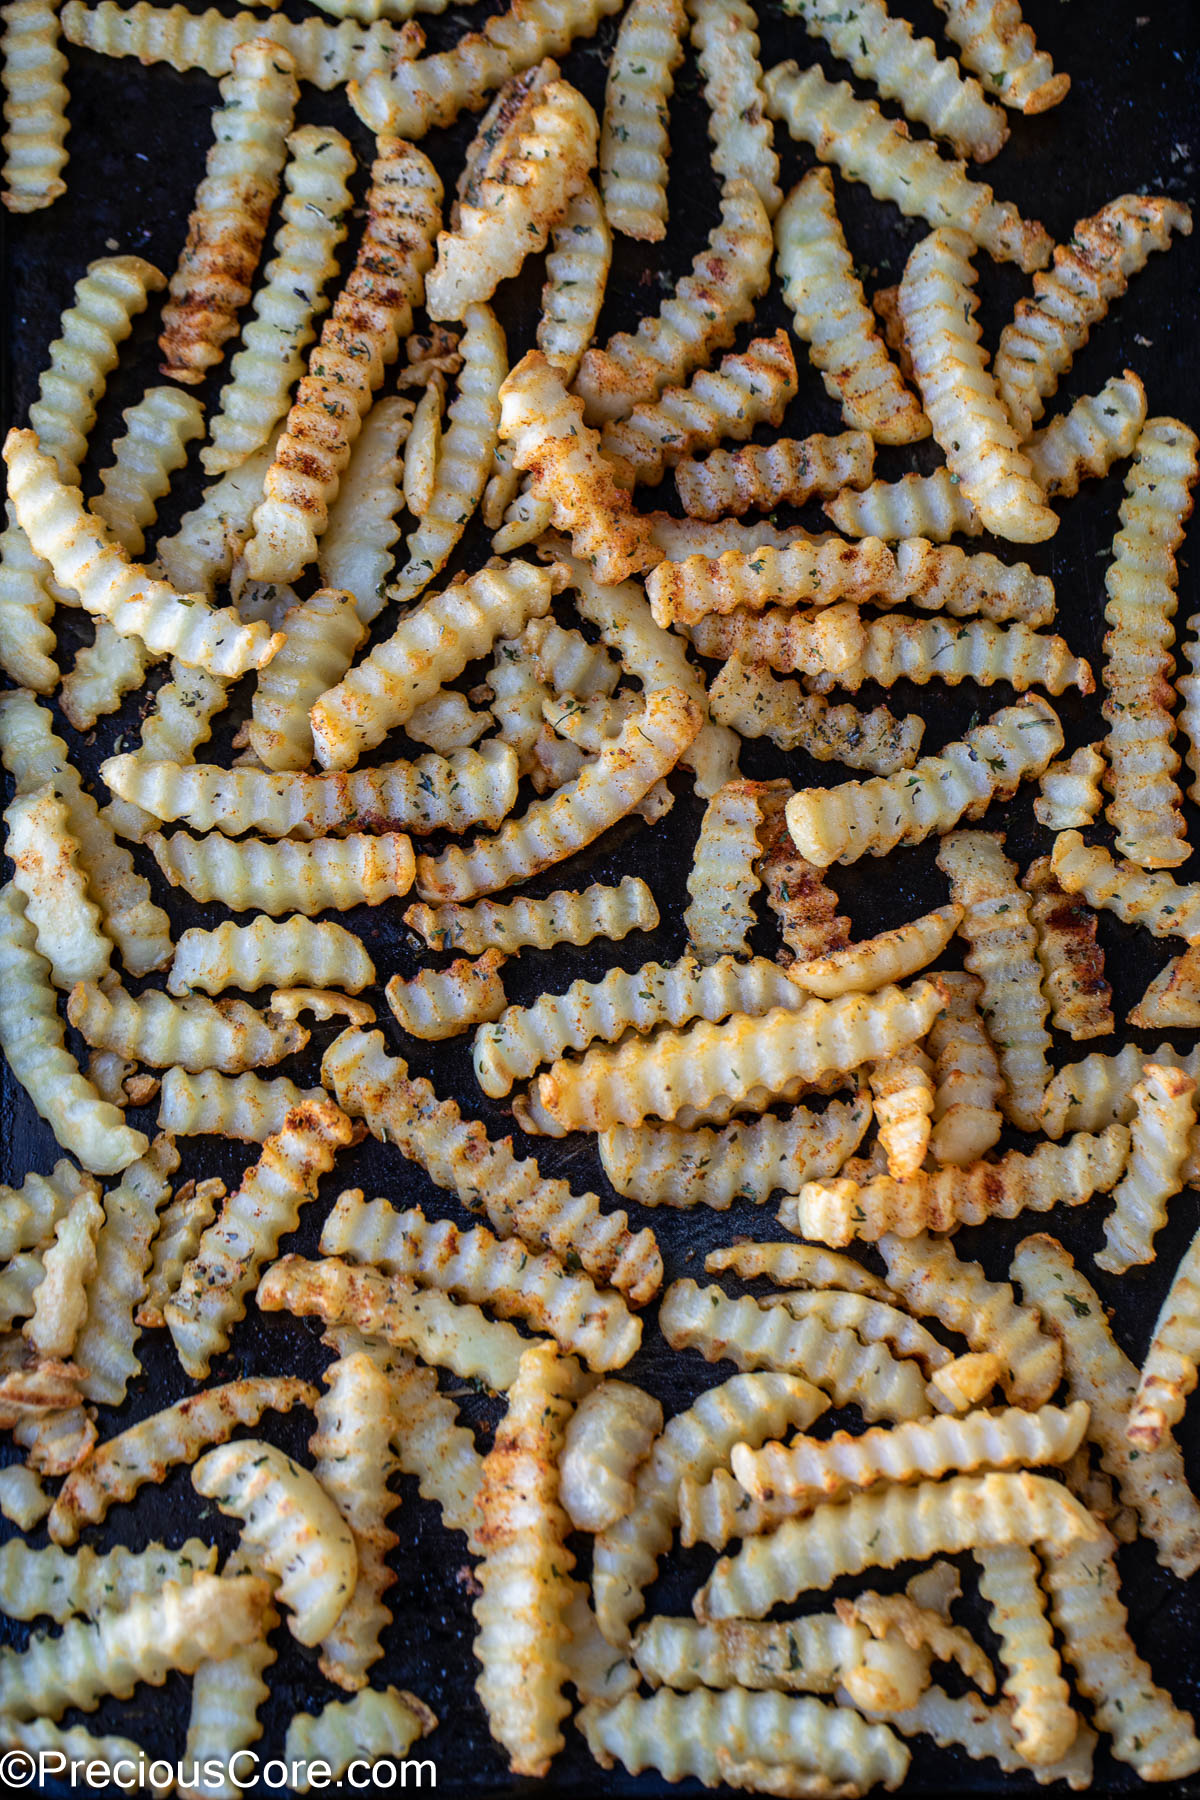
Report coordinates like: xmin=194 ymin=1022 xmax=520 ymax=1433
xmin=764 ymin=60 xmax=1051 ymax=270
xmin=1034 ymin=742 xmax=1105 ymax=830
xmin=677 ymin=428 xmax=873 ymax=521
xmin=1011 ymin=1233 xmax=1200 ymax=1579
xmin=660 ymin=1279 xmax=931 ymax=1421
xmin=0 ymin=1161 xmax=93 ymax=1261
xmin=1129 ymin=1222 xmax=1200 ymax=1448
xmin=0 ymin=498 xmax=57 ymax=691
xmin=200 ymin=125 xmax=355 ymax=477
xmin=401 ymin=376 xmax=443 ymax=522
xmin=1094 ymin=1062 xmax=1195 ymax=1274
xmin=1133 ymin=947 xmax=1200 ymax=1028
xmin=811 ymin=613 xmax=1091 ymax=697
xmin=405 ymin=875 xmax=657 ymax=954
xmin=933 ymin=0 xmax=1069 ymax=112
xmin=181 ymin=1549 xmax=278 ymax=1800
xmin=149 ymin=828 xmax=414 ymax=915
xmin=0 ymin=1537 xmax=218 ymax=1622
xmin=785 ymin=1126 xmax=1129 ymax=1245
xmin=321 ymin=1188 xmax=641 ymax=1370
xmin=770 ymin=1288 xmax=950 ymax=1373
xmin=0 ymin=1465 xmax=51 ymax=1530
xmin=317 ymin=396 xmax=411 ymax=620
xmin=559 ymin=1380 xmax=662 ymax=1533
xmin=647 ymin=534 xmax=902 ymax=629
xmin=870 ymin=1048 xmax=935 ymax=1180
xmin=5 ymin=783 xmax=112 ymax=987
xmin=789 ymin=904 xmax=960 ymax=999
xmin=593 ymin=1370 xmax=827 ymax=1647
xmin=753 ymin=785 xmax=851 ymax=964
xmin=284 ymin=1690 xmax=436 ymax=1793
xmin=68 ymin=981 xmax=307 ymax=1072
xmin=137 ymin=1175 xmax=225 ymax=1327
xmin=23 ymin=1186 xmax=104 ymax=1359
xmin=696 ymin=1470 xmax=1099 ymax=1622
xmin=1039 ymin=1042 xmax=1200 ymax=1139
xmin=836 ymin=1590 xmax=993 ymax=1693
xmin=245 ymin=589 xmax=366 ymax=771
xmin=1102 ymin=416 xmax=1199 ymax=867
xmin=899 ymin=229 xmax=1056 ymax=542
xmin=599 ymin=0 xmax=685 ymax=241
xmin=825 ymin=465 xmax=979 ymax=543
xmin=879 ymin=1232 xmax=1061 ymax=1406
xmin=777 ymin=166 xmax=927 ymax=444
xmin=976 ymin=1546 xmax=1076 ymax=1766
xmin=1052 ymin=829 xmax=1200 ymax=943
xmin=90 ymin=384 xmax=206 ymax=566
xmin=682 ymin=780 xmax=764 ymax=961
xmin=69 ymin=1135 xmax=179 ymax=1406
xmin=193 ymin=1440 xmax=355 ymax=1646
xmin=1 ymin=0 xmax=69 ymax=212
xmin=1028 ymin=369 xmax=1147 ymax=497
xmin=575 ymin=178 xmax=772 ymax=422
xmin=166 ymin=916 xmax=374 ymax=997
xmin=322 ymin=1026 xmax=660 ymax=1302
xmin=865 ymin=1687 xmax=1096 ymax=1787
xmin=385 ymin=951 xmax=505 ymax=1041
xmin=996 ymin=196 xmax=1192 ymax=438
xmin=689 ymin=0 xmax=779 ymax=213
xmin=632 ymin=1611 xmax=881 ymax=1694
xmin=710 ymin=656 xmax=925 ymax=775
xmin=1023 ymin=854 xmax=1113 ymax=1040
xmin=158 ymin=39 xmax=298 ymax=384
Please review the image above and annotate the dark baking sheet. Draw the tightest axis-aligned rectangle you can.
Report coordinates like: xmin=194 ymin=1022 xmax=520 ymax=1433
xmin=4 ymin=0 xmax=1200 ymax=1792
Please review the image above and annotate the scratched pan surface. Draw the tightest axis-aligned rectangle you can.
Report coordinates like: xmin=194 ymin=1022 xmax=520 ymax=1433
xmin=4 ymin=0 xmax=1200 ymax=1793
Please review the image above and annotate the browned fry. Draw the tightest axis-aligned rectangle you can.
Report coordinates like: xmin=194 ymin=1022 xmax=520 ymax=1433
xmin=755 ymin=783 xmax=849 ymax=964
xmin=1023 ymin=854 xmax=1113 ymax=1040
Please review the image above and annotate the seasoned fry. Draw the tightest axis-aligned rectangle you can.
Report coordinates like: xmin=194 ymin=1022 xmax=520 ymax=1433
xmin=1034 ymin=742 xmax=1104 ymax=830
xmin=1 ymin=0 xmax=69 ymax=213
xmin=1023 ymin=854 xmax=1113 ymax=1040
xmin=158 ymin=39 xmax=298 ymax=384
xmin=710 ymin=656 xmax=925 ymax=775
xmin=899 ymin=229 xmax=1055 ymax=542
xmin=23 ymin=1185 xmax=104 ymax=1359
xmin=648 ymin=535 xmax=901 ymax=629
xmin=678 ymin=429 xmax=873 ymax=521
xmin=683 ymin=780 xmax=764 ymax=961
xmin=5 ymin=783 xmax=111 ymax=987
xmin=933 ymin=0 xmax=1069 ymax=112
xmin=246 ymin=589 xmax=366 ymax=772
xmin=974 ymin=1545 xmax=1076 ymax=1766
xmin=1028 ymin=368 xmax=1147 ymax=497
xmin=689 ymin=0 xmax=779 ymax=213
xmin=1129 ymin=1221 xmax=1200 ymax=1448
xmin=789 ymin=905 xmax=960 ymax=999
xmin=764 ymin=60 xmax=1051 ymax=271
xmin=149 ymin=828 xmax=414 ymax=914
xmin=1133 ymin=947 xmax=1200 ymax=1028
xmin=404 ymin=876 xmax=657 ymax=954
xmin=1095 ymin=1062 xmax=1195 ymax=1274
xmin=599 ymin=0 xmax=684 ymax=241
xmin=285 ymin=1690 xmax=436 ymax=1792
xmin=809 ymin=613 xmax=1090 ymax=697
xmin=0 ymin=1465 xmax=51 ymax=1530
xmin=137 ymin=1175 xmax=224 ymax=1328
xmin=632 ymin=1611 xmax=874 ymax=1694
xmin=560 ymin=1380 xmax=663 ymax=1532
xmin=777 ymin=166 xmax=926 ymax=444
xmin=182 ymin=1547 xmax=278 ymax=1800
xmin=870 ymin=1048 xmax=935 ymax=1179
xmin=785 ymin=697 xmax=1063 ymax=867
xmin=1051 ymin=829 xmax=1200 ymax=942
xmin=68 ymin=981 xmax=307 ymax=1072
xmin=536 ymin=176 xmax=610 ymax=381
xmin=92 ymin=386 xmax=207 ymax=563
xmin=317 ymin=396 xmax=412 ymax=619
xmin=385 ymin=951 xmax=505 ymax=1040
xmin=167 ymin=916 xmax=374 ymax=997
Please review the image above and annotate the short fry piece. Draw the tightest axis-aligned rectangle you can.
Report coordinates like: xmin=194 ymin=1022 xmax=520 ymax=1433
xmin=789 ymin=904 xmax=960 ymax=999
xmin=933 ymin=0 xmax=1068 ymax=113
xmin=385 ymin=951 xmax=505 ymax=1040
xmin=560 ymin=1380 xmax=662 ymax=1533
xmin=683 ymin=780 xmax=764 ymax=961
xmin=284 ymin=1690 xmax=436 ymax=1792
xmin=1023 ymin=854 xmax=1112 ymax=1040
xmin=676 ymin=429 xmax=873 ymax=521
xmin=67 ymin=981 xmax=307 ymax=1073
xmin=1034 ymin=743 xmax=1105 ymax=830
xmin=1095 ymin=1062 xmax=1195 ymax=1274
xmin=248 ymin=588 xmax=367 ymax=772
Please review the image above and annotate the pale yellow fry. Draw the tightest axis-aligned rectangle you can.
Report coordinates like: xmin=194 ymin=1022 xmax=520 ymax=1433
xmin=1129 ymin=1221 xmax=1200 ymax=1449
xmin=600 ymin=0 xmax=685 ymax=241
xmin=933 ymin=0 xmax=1068 ymax=112
xmin=1 ymin=0 xmax=69 ymax=212
xmin=1095 ymin=1061 xmax=1195 ymax=1274
xmin=789 ymin=904 xmax=960 ymax=999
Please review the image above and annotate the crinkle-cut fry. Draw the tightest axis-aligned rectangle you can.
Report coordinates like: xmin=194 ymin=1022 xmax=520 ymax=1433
xmin=193 ymin=1440 xmax=355 ymax=1647
xmin=633 ymin=1613 xmax=879 ymax=1694
xmin=246 ymin=589 xmax=366 ymax=772
xmin=560 ymin=1379 xmax=662 ymax=1532
xmin=3 ymin=430 xmax=281 ymax=678
xmin=868 ymin=1687 xmax=1095 ymax=1787
xmin=0 ymin=1253 xmax=46 ymax=1328
xmin=405 ymin=688 xmax=492 ymax=754
xmin=0 ymin=499 xmax=57 ymax=692
xmin=23 ymin=1185 xmax=104 ymax=1359
xmin=710 ymin=656 xmax=925 ymax=775
xmin=1058 ymin=1443 xmax=1137 ymax=1542
xmin=1050 ymin=830 xmax=1200 ymax=942
xmin=308 ymin=1348 xmax=400 ymax=1689
xmin=166 ymin=916 xmax=374 ymax=998
xmin=0 ymin=1538 xmax=219 ymax=1623
xmin=46 ymin=1376 xmax=318 ymax=1544
xmin=12 ymin=1404 xmax=97 ymax=1476
xmin=1011 ymin=1233 xmax=1200 ymax=1579
xmin=159 ymin=448 xmax=274 ymax=600
xmin=825 ymin=466 xmax=980 ymax=543
xmin=601 ymin=332 xmax=798 ymax=489
xmin=387 ymin=302 xmax=506 ymax=603
xmin=67 ymin=981 xmax=307 ymax=1073
xmin=1040 ymin=1044 xmax=1200 ymax=1139
xmin=385 ymin=951 xmax=505 ymax=1041
xmin=683 ymin=780 xmax=765 ymax=961
xmin=405 ymin=876 xmax=657 ymax=954
xmin=555 ymin=543 xmax=739 ymax=796
xmin=764 ymin=59 xmax=1050 ymax=270
xmin=60 ymin=624 xmax=155 ymax=735
xmin=201 ymin=127 xmax=355 ymax=477
xmin=164 ymin=1100 xmax=351 ymax=1378
xmin=311 ymin=559 xmax=556 ymax=771
xmin=181 ymin=1548 xmax=278 ymax=1800
xmin=869 ymin=1048 xmax=935 ymax=1180
xmin=138 ymin=1175 xmax=225 ymax=1328
xmin=789 ymin=904 xmax=961 ymax=1000
xmin=499 ymin=351 xmax=658 ymax=584
xmin=1022 ymin=854 xmax=1113 ymax=1041
xmin=593 ymin=1371 xmax=827 ymax=1648
xmin=1028 ymin=369 xmax=1147 ymax=498
xmin=284 ymin=1689 xmax=435 ymax=1793
xmin=5 ymin=782 xmax=112 ymax=988
xmin=933 ymin=0 xmax=1068 ymax=112
xmin=62 ymin=0 xmax=419 ymax=84
xmin=688 ymin=0 xmax=779 ymax=213
xmin=1102 ymin=417 xmax=1199 ymax=868
xmin=777 ymin=166 xmax=927 ymax=445
xmin=937 ymin=830 xmax=1050 ymax=1131
xmin=101 ymin=661 xmax=232 ymax=854
xmin=600 ymin=1093 xmax=870 ymax=1210
xmin=0 ymin=1723 xmax=170 ymax=1797
xmin=785 ymin=1125 xmax=1129 ymax=1246
xmin=1 ymin=0 xmax=69 ymax=213
xmin=836 ymin=1591 xmax=994 ymax=1694
xmin=0 ymin=1573 xmax=272 ymax=1722
xmin=1129 ymin=1223 xmax=1200 ymax=1449
xmin=647 ymin=534 xmax=903 ymax=629
xmin=0 ymin=886 xmax=146 ymax=1175
xmin=322 ymin=1188 xmax=640 ymax=1368
xmin=704 ymin=1240 xmax=888 ymax=1298
xmin=579 ymin=1687 xmax=910 ymax=1792
xmin=879 ymin=1232 xmax=1060 ymax=1407
xmin=812 ymin=613 xmax=1091 ymax=697
xmin=157 ymin=40 xmax=297 ymax=385
xmin=471 ymin=1341 xmax=577 ymax=1777
xmin=599 ymin=0 xmax=685 ymax=241
xmin=689 ymin=602 xmax=866 ymax=681
xmin=1046 ymin=1525 xmax=1200 ymax=1781
xmin=659 ymin=1279 xmax=931 ymax=1421
xmin=899 ymin=229 xmax=1056 ymax=543
xmin=1094 ymin=1062 xmax=1195 ymax=1275
xmin=157 ymin=1069 xmax=320 ymax=1146
xmin=768 ymin=1288 xmax=949 ymax=1372
xmin=1130 ymin=948 xmax=1200 ymax=1039
xmin=793 ymin=0 xmax=1006 ymax=159
xmin=323 ymin=1027 xmax=659 ymax=1303
xmin=677 ymin=429 xmax=873 ymax=522
xmin=70 ymin=1134 xmax=178 ymax=1405
xmin=536 ymin=978 xmax=943 ymax=1131
xmin=731 ymin=1402 xmax=1086 ymax=1522
xmin=561 ymin=1578 xmax=638 ymax=1707
xmin=753 ymin=786 xmax=846 ymax=967
xmin=317 ymin=396 xmax=411 ymax=621
xmin=0 ymin=1161 xmax=95 ymax=1263
xmin=102 ymin=740 xmax=518 ymax=840
xmin=248 ymin=140 xmax=442 ymax=582
xmin=997 ymin=198 xmax=1192 ymax=440
xmin=149 ymin=828 xmax=414 ymax=915
xmin=574 ymin=177 xmax=772 ymax=423
xmin=416 ymin=687 xmax=699 ymax=902
xmin=976 ymin=1545 xmax=1076 ymax=1765
xmin=428 ymin=64 xmax=596 ymax=317
xmin=91 ymin=385 xmax=206 ymax=564
xmin=1034 ymin=743 xmax=1104 ymax=831
xmin=698 ymin=1471 xmax=1099 ymax=1624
